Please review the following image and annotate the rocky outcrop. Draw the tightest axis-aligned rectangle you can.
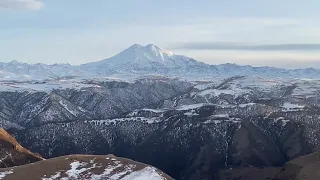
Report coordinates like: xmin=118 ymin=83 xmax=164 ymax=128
xmin=219 ymin=151 xmax=320 ymax=180
xmin=0 ymin=128 xmax=43 ymax=168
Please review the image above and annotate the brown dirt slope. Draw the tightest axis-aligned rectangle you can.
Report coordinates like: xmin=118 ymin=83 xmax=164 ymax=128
xmin=0 ymin=128 xmax=43 ymax=168
xmin=219 ymin=151 xmax=320 ymax=180
xmin=0 ymin=154 xmax=174 ymax=180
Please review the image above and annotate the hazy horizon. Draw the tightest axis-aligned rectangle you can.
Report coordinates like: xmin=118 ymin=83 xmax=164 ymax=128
xmin=1 ymin=0 xmax=320 ymax=68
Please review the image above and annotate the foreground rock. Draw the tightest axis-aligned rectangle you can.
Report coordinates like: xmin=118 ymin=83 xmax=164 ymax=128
xmin=0 ymin=128 xmax=172 ymax=179
xmin=0 ymin=154 xmax=173 ymax=180
xmin=219 ymin=151 xmax=320 ymax=180
xmin=0 ymin=128 xmax=43 ymax=168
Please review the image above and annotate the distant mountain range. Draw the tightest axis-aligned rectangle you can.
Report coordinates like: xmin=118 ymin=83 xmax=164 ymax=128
xmin=2 ymin=44 xmax=320 ymax=81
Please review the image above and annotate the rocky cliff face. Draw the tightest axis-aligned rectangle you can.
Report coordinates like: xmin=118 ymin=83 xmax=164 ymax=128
xmin=0 ymin=128 xmax=43 ymax=168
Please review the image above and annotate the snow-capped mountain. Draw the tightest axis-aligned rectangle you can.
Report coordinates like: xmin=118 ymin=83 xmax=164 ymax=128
xmin=84 ymin=44 xmax=187 ymax=69
xmin=80 ymin=44 xmax=212 ymax=78
xmin=2 ymin=44 xmax=320 ymax=80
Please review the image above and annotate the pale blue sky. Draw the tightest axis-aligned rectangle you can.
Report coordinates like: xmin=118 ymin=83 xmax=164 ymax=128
xmin=1 ymin=0 xmax=320 ymax=68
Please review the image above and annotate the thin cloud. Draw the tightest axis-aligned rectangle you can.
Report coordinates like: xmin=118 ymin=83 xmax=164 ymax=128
xmin=0 ymin=0 xmax=44 ymax=11
xmin=172 ymin=42 xmax=320 ymax=51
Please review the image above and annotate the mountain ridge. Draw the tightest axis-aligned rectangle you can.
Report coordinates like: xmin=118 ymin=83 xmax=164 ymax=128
xmin=1 ymin=44 xmax=320 ymax=80
xmin=1 ymin=75 xmax=320 ymax=179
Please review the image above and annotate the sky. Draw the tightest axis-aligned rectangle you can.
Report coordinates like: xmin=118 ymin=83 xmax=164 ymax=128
xmin=1 ymin=0 xmax=320 ymax=68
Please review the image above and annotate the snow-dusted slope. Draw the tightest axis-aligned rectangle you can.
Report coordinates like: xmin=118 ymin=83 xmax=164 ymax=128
xmin=2 ymin=76 xmax=320 ymax=179
xmin=0 ymin=155 xmax=173 ymax=180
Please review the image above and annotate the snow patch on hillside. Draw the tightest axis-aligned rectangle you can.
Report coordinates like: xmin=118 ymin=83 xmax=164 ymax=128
xmin=44 ymin=158 xmax=168 ymax=180
xmin=66 ymin=161 xmax=95 ymax=178
xmin=42 ymin=172 xmax=61 ymax=180
xmin=85 ymin=117 xmax=162 ymax=126
xmin=177 ymin=103 xmax=213 ymax=110
xmin=122 ymin=167 xmax=165 ymax=180
xmin=282 ymin=103 xmax=305 ymax=110
xmin=197 ymin=88 xmax=250 ymax=98
xmin=0 ymin=80 xmax=99 ymax=92
xmin=0 ymin=170 xmax=13 ymax=179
